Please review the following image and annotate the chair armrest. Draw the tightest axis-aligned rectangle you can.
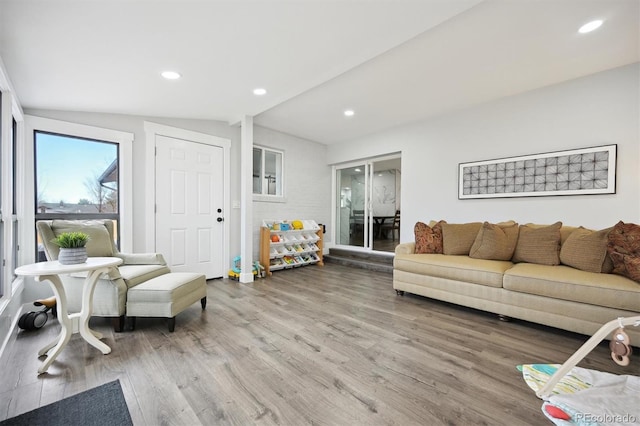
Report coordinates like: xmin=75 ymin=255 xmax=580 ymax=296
xmin=117 ymin=253 xmax=167 ymax=266
xmin=395 ymin=242 xmax=415 ymax=255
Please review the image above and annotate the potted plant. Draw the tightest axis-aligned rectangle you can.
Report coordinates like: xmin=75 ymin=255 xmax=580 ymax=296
xmin=51 ymin=232 xmax=90 ymax=265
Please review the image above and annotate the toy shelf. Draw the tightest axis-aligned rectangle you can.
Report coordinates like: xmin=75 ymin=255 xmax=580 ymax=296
xmin=260 ymin=219 xmax=324 ymax=276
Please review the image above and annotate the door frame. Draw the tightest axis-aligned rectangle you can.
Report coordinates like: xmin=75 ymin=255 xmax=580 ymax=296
xmin=331 ymin=153 xmax=401 ymax=253
xmin=332 ymin=160 xmax=371 ymax=250
xmin=144 ymin=122 xmax=231 ymax=269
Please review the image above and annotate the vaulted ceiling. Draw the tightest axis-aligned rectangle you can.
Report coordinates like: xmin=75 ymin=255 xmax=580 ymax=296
xmin=1 ymin=0 xmax=638 ymax=144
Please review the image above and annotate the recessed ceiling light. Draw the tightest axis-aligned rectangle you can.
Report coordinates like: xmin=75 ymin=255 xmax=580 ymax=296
xmin=578 ymin=20 xmax=603 ymax=34
xmin=354 ymin=168 xmax=361 ymax=172
xmin=344 ymin=109 xmax=355 ymax=117
xmin=253 ymin=88 xmax=267 ymax=96
xmin=161 ymin=71 xmax=181 ymax=80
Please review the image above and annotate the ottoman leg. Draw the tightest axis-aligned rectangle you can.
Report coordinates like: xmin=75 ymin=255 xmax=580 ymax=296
xmin=112 ymin=315 xmax=125 ymax=332
xmin=129 ymin=316 xmax=136 ymax=331
xmin=201 ymin=297 xmax=207 ymax=310
xmin=168 ymin=317 xmax=176 ymax=333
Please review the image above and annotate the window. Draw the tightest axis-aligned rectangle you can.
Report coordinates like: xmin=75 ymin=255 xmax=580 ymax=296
xmin=0 ymin=92 xmax=3 ymax=297
xmin=11 ymin=117 xmax=18 ymax=280
xmin=1 ymin=63 xmax=25 ymax=323
xmin=253 ymin=146 xmax=283 ymax=198
xmin=0 ymin=91 xmax=19 ymax=297
xmin=34 ymin=131 xmax=119 ymax=260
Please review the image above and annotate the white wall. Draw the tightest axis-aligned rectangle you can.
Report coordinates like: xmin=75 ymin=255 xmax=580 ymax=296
xmin=252 ymin=126 xmax=331 ymax=259
xmin=327 ymin=63 xmax=640 ymax=242
xmin=22 ymin=63 xmax=640 ymax=259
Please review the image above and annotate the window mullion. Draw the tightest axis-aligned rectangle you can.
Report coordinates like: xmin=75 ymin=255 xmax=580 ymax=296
xmin=261 ymin=148 xmax=267 ymax=195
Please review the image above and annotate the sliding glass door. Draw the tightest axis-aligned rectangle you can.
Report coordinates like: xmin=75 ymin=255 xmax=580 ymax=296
xmin=334 ymin=155 xmax=401 ymax=252
xmin=371 ymin=157 xmax=401 ymax=252
xmin=336 ymin=163 xmax=368 ymax=247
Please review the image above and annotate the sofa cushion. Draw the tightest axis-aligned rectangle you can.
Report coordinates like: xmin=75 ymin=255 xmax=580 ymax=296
xmin=394 ymin=253 xmax=512 ymax=288
xmin=503 ymin=263 xmax=640 ymax=311
xmin=469 ymin=222 xmax=519 ymax=261
xmin=560 ymin=227 xmax=613 ymax=273
xmin=607 ymin=221 xmax=640 ymax=283
xmin=512 ymin=222 xmax=562 ymax=265
xmin=414 ymin=221 xmax=445 ymax=254
xmin=441 ymin=222 xmax=483 ymax=255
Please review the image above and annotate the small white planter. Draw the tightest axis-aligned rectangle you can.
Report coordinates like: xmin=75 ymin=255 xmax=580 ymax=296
xmin=58 ymin=247 xmax=88 ymax=265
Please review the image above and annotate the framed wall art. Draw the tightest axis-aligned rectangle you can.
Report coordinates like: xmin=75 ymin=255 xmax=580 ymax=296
xmin=458 ymin=144 xmax=617 ymax=199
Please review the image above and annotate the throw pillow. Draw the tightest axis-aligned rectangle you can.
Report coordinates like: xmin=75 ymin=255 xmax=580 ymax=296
xmin=512 ymin=222 xmax=562 ymax=265
xmin=469 ymin=222 xmax=519 ymax=261
xmin=414 ymin=221 xmax=445 ymax=254
xmin=441 ymin=222 xmax=483 ymax=255
xmin=619 ymin=255 xmax=640 ymax=282
xmin=607 ymin=221 xmax=640 ymax=283
xmin=559 ymin=227 xmax=613 ymax=273
xmin=53 ymin=223 xmax=114 ymax=257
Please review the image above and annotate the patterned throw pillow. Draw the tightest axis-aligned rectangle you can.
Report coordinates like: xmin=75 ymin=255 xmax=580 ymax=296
xmin=414 ymin=221 xmax=445 ymax=254
xmin=607 ymin=221 xmax=640 ymax=283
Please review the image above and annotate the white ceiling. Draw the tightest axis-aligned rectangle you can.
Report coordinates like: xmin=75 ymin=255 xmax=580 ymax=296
xmin=1 ymin=0 xmax=638 ymax=145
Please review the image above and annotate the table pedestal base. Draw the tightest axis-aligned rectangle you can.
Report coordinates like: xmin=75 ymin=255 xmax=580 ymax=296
xmin=35 ymin=268 xmax=112 ymax=374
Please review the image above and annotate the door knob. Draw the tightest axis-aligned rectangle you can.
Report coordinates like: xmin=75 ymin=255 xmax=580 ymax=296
xmin=217 ymin=217 xmax=224 ymax=222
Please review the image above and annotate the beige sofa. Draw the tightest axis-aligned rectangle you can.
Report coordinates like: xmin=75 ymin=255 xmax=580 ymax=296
xmin=393 ymin=221 xmax=640 ymax=341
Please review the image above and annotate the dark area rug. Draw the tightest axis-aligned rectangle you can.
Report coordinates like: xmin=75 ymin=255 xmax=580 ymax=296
xmin=0 ymin=380 xmax=133 ymax=426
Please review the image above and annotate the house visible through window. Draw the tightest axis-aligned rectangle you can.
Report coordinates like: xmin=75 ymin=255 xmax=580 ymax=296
xmin=253 ymin=145 xmax=283 ymax=197
xmin=34 ymin=131 xmax=119 ymax=260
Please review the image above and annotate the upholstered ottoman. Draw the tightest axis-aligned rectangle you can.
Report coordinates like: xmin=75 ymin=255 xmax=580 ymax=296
xmin=126 ymin=272 xmax=207 ymax=332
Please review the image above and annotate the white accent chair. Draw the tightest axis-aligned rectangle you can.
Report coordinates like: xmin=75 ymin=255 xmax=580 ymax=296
xmin=36 ymin=219 xmax=171 ymax=332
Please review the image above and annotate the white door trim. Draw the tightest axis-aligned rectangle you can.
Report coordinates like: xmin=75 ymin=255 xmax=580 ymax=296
xmin=144 ymin=122 xmax=230 ymax=267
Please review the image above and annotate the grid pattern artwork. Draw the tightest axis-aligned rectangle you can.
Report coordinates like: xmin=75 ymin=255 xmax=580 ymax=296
xmin=458 ymin=145 xmax=616 ymax=199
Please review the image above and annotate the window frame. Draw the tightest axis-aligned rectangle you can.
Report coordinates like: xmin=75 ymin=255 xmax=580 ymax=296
xmin=253 ymin=145 xmax=285 ymax=202
xmin=34 ymin=130 xmax=121 ymax=259
xmin=0 ymin=82 xmax=23 ymax=302
xmin=24 ymin=116 xmax=134 ymax=260
xmin=0 ymin=91 xmax=4 ymax=298
xmin=11 ymin=117 xmax=18 ymax=280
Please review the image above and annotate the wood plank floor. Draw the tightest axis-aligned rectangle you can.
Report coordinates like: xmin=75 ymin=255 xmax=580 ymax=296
xmin=1 ymin=264 xmax=637 ymax=425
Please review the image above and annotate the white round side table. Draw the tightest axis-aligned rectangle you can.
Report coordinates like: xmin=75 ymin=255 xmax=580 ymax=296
xmin=15 ymin=257 xmax=123 ymax=374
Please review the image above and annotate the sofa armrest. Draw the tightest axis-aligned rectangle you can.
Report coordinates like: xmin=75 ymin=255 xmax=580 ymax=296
xmin=117 ymin=252 xmax=167 ymax=266
xmin=395 ymin=242 xmax=415 ymax=255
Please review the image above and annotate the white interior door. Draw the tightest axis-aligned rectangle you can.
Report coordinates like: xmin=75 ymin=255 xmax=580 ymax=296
xmin=155 ymin=135 xmax=225 ymax=278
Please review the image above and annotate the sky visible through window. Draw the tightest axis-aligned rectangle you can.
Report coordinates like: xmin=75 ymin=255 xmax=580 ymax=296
xmin=36 ymin=132 xmax=117 ymax=205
